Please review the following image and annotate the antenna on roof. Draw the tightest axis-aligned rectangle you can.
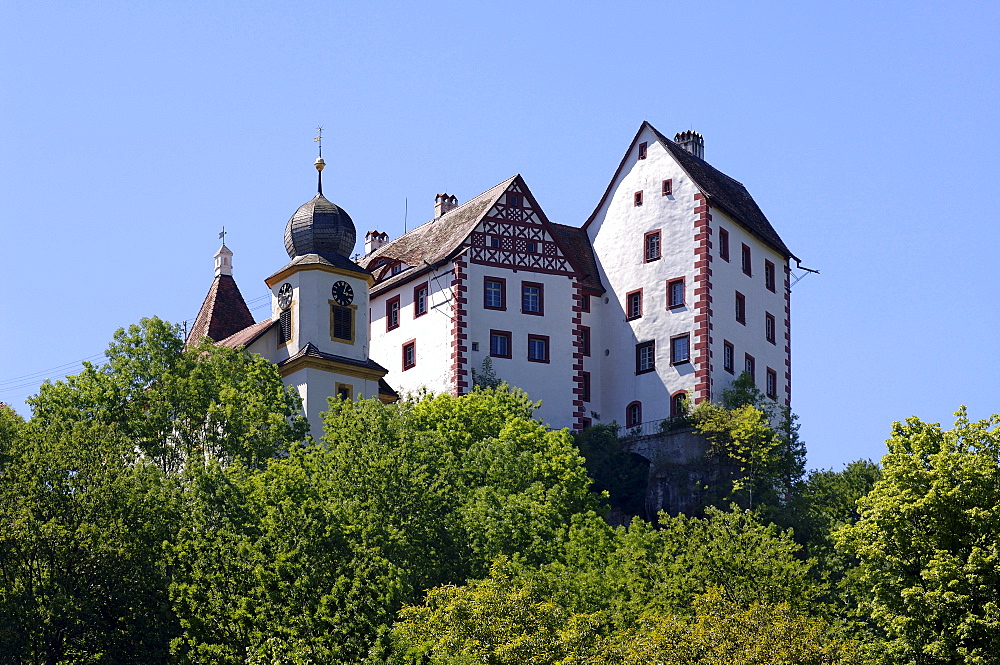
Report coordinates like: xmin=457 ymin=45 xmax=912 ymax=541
xmin=404 ymin=197 xmax=408 ymax=233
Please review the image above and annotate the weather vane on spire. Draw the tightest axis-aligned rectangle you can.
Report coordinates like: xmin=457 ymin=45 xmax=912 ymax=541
xmin=314 ymin=126 xmax=324 ymax=158
xmin=313 ymin=126 xmax=326 ymax=195
xmin=219 ymin=226 xmax=227 ymax=245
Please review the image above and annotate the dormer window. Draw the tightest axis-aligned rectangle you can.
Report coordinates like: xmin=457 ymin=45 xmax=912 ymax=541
xmin=391 ymin=263 xmax=403 ymax=275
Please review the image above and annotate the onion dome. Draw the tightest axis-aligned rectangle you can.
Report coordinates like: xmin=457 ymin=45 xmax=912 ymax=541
xmin=283 ymin=156 xmax=357 ymax=259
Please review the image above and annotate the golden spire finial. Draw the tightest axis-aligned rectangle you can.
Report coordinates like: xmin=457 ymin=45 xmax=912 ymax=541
xmin=313 ymin=126 xmax=325 ymax=194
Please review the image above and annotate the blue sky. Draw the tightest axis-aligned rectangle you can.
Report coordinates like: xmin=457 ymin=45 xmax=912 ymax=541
xmin=2 ymin=1 xmax=998 ymax=470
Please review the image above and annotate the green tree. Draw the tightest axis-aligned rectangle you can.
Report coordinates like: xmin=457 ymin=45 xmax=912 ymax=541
xmin=318 ymin=387 xmax=597 ymax=601
xmin=572 ymin=423 xmax=649 ymax=517
xmin=29 ymin=317 xmax=308 ymax=472
xmin=838 ymin=409 xmax=1000 ymax=664
xmin=0 ymin=420 xmax=179 ymax=664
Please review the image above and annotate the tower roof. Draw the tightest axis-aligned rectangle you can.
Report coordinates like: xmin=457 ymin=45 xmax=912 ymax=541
xmin=284 ymin=193 xmax=357 ymax=259
xmin=188 ymin=247 xmax=256 ymax=343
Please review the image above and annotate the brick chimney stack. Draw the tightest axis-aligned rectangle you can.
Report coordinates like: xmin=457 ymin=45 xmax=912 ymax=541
xmin=674 ymin=130 xmax=705 ymax=160
xmin=365 ymin=230 xmax=389 ymax=255
xmin=434 ymin=193 xmax=458 ymax=219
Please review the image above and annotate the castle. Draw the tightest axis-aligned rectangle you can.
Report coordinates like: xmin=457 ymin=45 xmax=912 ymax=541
xmin=189 ymin=122 xmax=795 ymax=436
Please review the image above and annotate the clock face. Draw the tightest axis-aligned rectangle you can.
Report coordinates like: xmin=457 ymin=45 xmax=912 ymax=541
xmin=277 ymin=283 xmax=293 ymax=310
xmin=331 ymin=280 xmax=354 ymax=306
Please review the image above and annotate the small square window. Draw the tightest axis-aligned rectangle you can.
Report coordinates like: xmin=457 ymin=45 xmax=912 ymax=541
xmin=626 ymin=290 xmax=643 ymax=320
xmin=741 ymin=244 xmax=752 ymax=277
xmin=667 ymin=278 xmax=685 ymax=308
xmin=765 ymin=260 xmax=776 ymax=292
xmin=414 ymin=283 xmax=428 ymax=317
xmin=745 ymin=354 xmax=756 ymax=382
xmin=662 ymin=179 xmax=672 ymax=196
xmin=634 ymin=190 xmax=643 ymax=207
xmin=402 ymin=340 xmax=416 ymax=370
xmin=522 ymin=282 xmax=544 ymax=315
xmin=644 ymin=230 xmax=661 ymax=262
xmin=635 ymin=341 xmax=655 ymax=374
xmin=485 ymin=277 xmax=506 ymax=310
xmin=507 ymin=193 xmax=521 ymax=207
xmin=490 ymin=236 xmax=501 ymax=248
xmin=528 ymin=334 xmax=550 ymax=363
xmin=471 ymin=341 xmax=479 ymax=352
xmin=526 ymin=241 xmax=537 ymax=253
xmin=670 ymin=334 xmax=690 ymax=365
xmin=765 ymin=312 xmax=776 ymax=344
xmin=723 ymin=340 xmax=735 ymax=374
xmin=386 ymin=296 xmax=400 ymax=331
xmin=766 ymin=368 xmax=778 ymax=399
xmin=638 ymin=141 xmax=648 ymax=159
xmin=626 ymin=401 xmax=642 ymax=427
xmin=490 ymin=330 xmax=512 ymax=359
xmin=335 ymin=383 xmax=353 ymax=401
xmin=719 ymin=228 xmax=730 ymax=261
xmin=735 ymin=291 xmax=746 ymax=325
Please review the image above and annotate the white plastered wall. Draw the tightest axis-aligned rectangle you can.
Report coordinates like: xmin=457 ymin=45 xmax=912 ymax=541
xmin=587 ymin=127 xmax=700 ymax=427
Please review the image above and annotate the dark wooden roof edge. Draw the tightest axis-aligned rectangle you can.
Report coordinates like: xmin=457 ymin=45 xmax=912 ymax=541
xmin=582 ymin=121 xmax=795 ymax=260
xmin=217 ymin=318 xmax=277 ymax=349
xmin=278 ymin=342 xmax=389 ymax=375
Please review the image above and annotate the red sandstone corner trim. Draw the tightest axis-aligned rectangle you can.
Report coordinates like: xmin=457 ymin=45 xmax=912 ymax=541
xmin=783 ymin=262 xmax=792 ymax=407
xmin=572 ymin=282 xmax=589 ymax=431
xmin=451 ymin=254 xmax=469 ymax=394
xmin=692 ymin=193 xmax=713 ymax=404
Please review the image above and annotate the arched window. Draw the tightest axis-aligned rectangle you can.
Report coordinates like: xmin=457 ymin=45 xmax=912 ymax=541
xmin=626 ymin=401 xmax=642 ymax=428
xmin=671 ymin=391 xmax=688 ymax=418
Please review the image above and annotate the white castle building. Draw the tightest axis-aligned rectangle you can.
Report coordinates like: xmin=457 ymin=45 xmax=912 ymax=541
xmin=190 ymin=122 xmax=795 ymax=435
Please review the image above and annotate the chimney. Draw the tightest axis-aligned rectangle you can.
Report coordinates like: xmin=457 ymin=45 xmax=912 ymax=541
xmin=434 ymin=193 xmax=458 ymax=219
xmin=674 ymin=130 xmax=705 ymax=160
xmin=365 ymin=230 xmax=389 ymax=255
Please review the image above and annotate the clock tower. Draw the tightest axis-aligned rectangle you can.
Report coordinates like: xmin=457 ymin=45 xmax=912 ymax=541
xmin=263 ymin=153 xmax=392 ymax=434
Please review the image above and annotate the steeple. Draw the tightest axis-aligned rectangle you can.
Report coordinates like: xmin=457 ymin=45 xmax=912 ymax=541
xmin=214 ymin=243 xmax=233 ymax=277
xmin=188 ymin=239 xmax=255 ymax=343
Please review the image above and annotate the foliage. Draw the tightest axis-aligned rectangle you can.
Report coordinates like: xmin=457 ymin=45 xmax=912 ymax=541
xmin=470 ymin=357 xmax=503 ymax=390
xmin=167 ymin=449 xmax=404 ymax=664
xmin=691 ymin=372 xmax=806 ymax=522
xmin=838 ymin=409 xmax=1000 ymax=664
xmin=0 ymin=420 xmax=179 ymax=664
xmin=318 ymin=387 xmax=598 ymax=600
xmin=572 ymin=423 xmax=649 ymax=517
xmin=28 ymin=317 xmax=308 ymax=472
xmin=391 ymin=559 xmax=859 ymax=665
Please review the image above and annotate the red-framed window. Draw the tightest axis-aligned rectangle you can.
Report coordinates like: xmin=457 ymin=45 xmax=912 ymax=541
xmin=635 ymin=341 xmax=655 ymax=374
xmin=626 ymin=289 xmax=643 ymax=320
xmin=527 ymin=334 xmax=550 ymax=363
xmin=579 ymin=325 xmax=591 ymax=356
xmin=484 ymin=277 xmax=506 ymax=310
xmin=745 ymin=353 xmax=756 ymax=382
xmin=634 ymin=190 xmax=643 ymax=207
xmin=581 ymin=371 xmax=591 ymax=402
xmin=402 ymin=339 xmax=416 ymax=371
xmin=386 ymin=295 xmax=401 ymax=331
xmin=670 ymin=391 xmax=688 ymax=418
xmin=638 ymin=141 xmax=648 ymax=159
xmin=765 ymin=312 xmax=776 ymax=344
xmin=719 ymin=227 xmax=730 ymax=261
xmin=670 ymin=334 xmax=690 ymax=365
xmin=522 ymin=282 xmax=544 ymax=315
xmin=626 ymin=401 xmax=642 ymax=428
xmin=490 ymin=330 xmax=512 ymax=359
xmin=662 ymin=179 xmax=672 ymax=196
xmin=741 ymin=244 xmax=752 ymax=277
xmin=667 ymin=278 xmax=685 ymax=309
xmin=766 ymin=367 xmax=778 ymax=399
xmin=413 ymin=282 xmax=428 ymax=318
xmin=764 ymin=260 xmax=776 ymax=292
xmin=644 ymin=230 xmax=661 ymax=262
xmin=735 ymin=291 xmax=746 ymax=325
xmin=723 ymin=340 xmax=735 ymax=374
xmin=580 ymin=293 xmax=590 ymax=312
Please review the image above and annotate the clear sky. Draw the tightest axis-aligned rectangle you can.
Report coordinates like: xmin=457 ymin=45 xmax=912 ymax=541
xmin=3 ymin=1 xmax=998 ymax=471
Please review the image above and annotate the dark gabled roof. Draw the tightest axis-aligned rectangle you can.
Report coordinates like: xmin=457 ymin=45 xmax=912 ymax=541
xmin=266 ymin=252 xmax=371 ymax=282
xmin=378 ymin=377 xmax=399 ymax=400
xmin=360 ymin=176 xmax=518 ymax=273
xmin=188 ymin=274 xmax=257 ymax=343
xmin=360 ymin=175 xmax=603 ymax=293
xmin=547 ymin=222 xmax=604 ymax=293
xmin=586 ymin=121 xmax=793 ymax=259
xmin=218 ymin=318 xmax=277 ymax=349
